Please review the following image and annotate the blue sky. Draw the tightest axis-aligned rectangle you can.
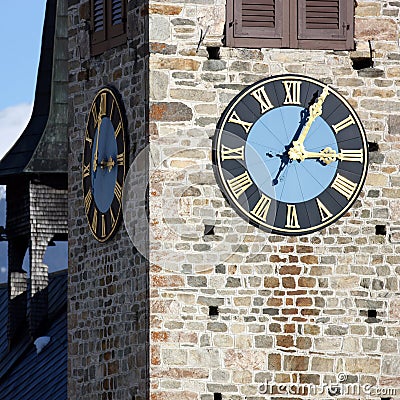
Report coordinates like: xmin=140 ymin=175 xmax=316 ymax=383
xmin=0 ymin=2 xmax=46 ymax=160
xmin=0 ymin=3 xmax=47 ymax=281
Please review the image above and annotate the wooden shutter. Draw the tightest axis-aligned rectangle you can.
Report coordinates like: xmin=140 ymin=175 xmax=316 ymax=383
xmin=91 ymin=0 xmax=106 ymax=46
xmin=296 ymin=0 xmax=354 ymax=50
xmin=91 ymin=0 xmax=127 ymax=55
xmin=226 ymin=0 xmax=289 ymax=48
xmin=108 ymin=0 xmax=126 ymax=38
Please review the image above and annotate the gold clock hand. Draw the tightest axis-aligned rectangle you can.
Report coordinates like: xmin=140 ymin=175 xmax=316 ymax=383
xmin=298 ymin=86 xmax=330 ymax=145
xmin=92 ymin=94 xmax=107 ymax=173
xmin=302 ymin=147 xmax=339 ymax=164
xmin=92 ymin=117 xmax=101 ymax=172
xmin=288 ymin=86 xmax=330 ymax=161
xmin=100 ymin=156 xmax=115 ymax=172
xmin=290 ymin=146 xmax=343 ymax=165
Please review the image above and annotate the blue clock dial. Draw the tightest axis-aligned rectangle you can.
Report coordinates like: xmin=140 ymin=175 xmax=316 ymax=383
xmin=245 ymin=105 xmax=339 ymax=204
xmin=91 ymin=117 xmax=118 ymax=213
xmin=82 ymin=87 xmax=127 ymax=242
xmin=213 ymin=74 xmax=368 ymax=235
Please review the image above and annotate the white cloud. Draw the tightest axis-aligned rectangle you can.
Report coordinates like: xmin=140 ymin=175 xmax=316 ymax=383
xmin=0 ymin=103 xmax=33 ymax=160
xmin=0 ymin=103 xmax=33 ymax=199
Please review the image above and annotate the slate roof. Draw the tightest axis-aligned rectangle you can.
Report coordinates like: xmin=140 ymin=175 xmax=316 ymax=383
xmin=0 ymin=270 xmax=67 ymax=400
xmin=0 ymin=0 xmax=68 ymax=184
xmin=0 ymin=285 xmax=8 ymax=357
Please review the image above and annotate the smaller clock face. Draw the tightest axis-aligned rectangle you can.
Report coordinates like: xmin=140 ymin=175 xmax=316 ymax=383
xmin=82 ymin=87 xmax=127 ymax=242
xmin=213 ymin=74 xmax=368 ymax=236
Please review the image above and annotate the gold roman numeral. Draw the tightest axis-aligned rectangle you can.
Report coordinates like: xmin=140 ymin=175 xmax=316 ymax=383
xmin=91 ymin=208 xmax=98 ymax=232
xmin=283 ymin=81 xmax=302 ymax=105
xmin=115 ymin=181 xmax=123 ymax=203
xmin=227 ymin=171 xmax=253 ymax=199
xmin=84 ymin=190 xmax=93 ymax=214
xmin=332 ymin=115 xmax=355 ymax=134
xmin=117 ymin=153 xmax=125 ymax=165
xmin=85 ymin=130 xmax=93 ymax=146
xmin=251 ymin=86 xmax=274 ymax=114
xmin=83 ymin=163 xmax=91 ymax=178
xmin=110 ymin=208 xmax=115 ymax=225
xmin=228 ymin=111 xmax=253 ymax=134
xmin=339 ymin=149 xmax=363 ymax=163
xmin=91 ymin=103 xmax=98 ymax=123
xmin=285 ymin=204 xmax=300 ymax=228
xmin=101 ymin=214 xmax=106 ymax=237
xmin=100 ymin=92 xmax=107 ymax=117
xmin=110 ymin=99 xmax=115 ymax=120
xmin=221 ymin=145 xmax=245 ymax=161
xmin=331 ymin=174 xmax=357 ymax=200
xmin=251 ymin=194 xmax=271 ymax=221
xmin=316 ymin=198 xmax=332 ymax=222
xmin=114 ymin=122 xmax=122 ymax=138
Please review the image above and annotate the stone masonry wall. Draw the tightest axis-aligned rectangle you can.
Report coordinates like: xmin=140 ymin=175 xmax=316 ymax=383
xmin=148 ymin=1 xmax=400 ymax=399
xmin=67 ymin=0 xmax=149 ymax=399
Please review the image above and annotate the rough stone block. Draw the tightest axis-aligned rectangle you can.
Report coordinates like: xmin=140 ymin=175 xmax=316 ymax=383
xmin=268 ymin=353 xmax=281 ymax=371
xmin=224 ymin=349 xmax=266 ymax=370
xmin=150 ymin=57 xmax=201 ymax=71
xmin=149 ymin=4 xmax=183 ymax=15
xmin=188 ymin=349 xmax=221 ymax=368
xmin=202 ymin=60 xmax=227 ymax=71
xmin=311 ymin=356 xmax=334 ymax=372
xmin=283 ymin=355 xmax=309 ymax=372
xmin=150 ymin=71 xmax=169 ymax=100
xmin=170 ymin=88 xmax=216 ymax=102
xmin=355 ymin=17 xmax=398 ymax=40
xmin=149 ymin=15 xmax=171 ymax=41
xmin=346 ymin=357 xmax=381 ymax=374
xmin=162 ymin=349 xmax=188 ymax=366
xmin=254 ymin=335 xmax=273 ymax=348
xmin=207 ymin=322 xmax=227 ymax=332
xmin=355 ymin=2 xmax=381 ymax=17
xmin=150 ymin=102 xmax=193 ymax=122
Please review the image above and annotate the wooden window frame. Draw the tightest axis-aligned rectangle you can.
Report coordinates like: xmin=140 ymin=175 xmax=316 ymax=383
xmin=226 ymin=0 xmax=354 ymax=50
xmin=90 ymin=0 xmax=127 ymax=56
xmin=228 ymin=0 xmax=289 ymax=48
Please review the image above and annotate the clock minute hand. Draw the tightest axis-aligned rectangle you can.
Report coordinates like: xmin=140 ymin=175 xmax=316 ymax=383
xmin=288 ymin=86 xmax=330 ymax=161
xmin=92 ymin=94 xmax=107 ymax=172
xmin=298 ymin=86 xmax=329 ymax=145
xmin=92 ymin=116 xmax=101 ymax=172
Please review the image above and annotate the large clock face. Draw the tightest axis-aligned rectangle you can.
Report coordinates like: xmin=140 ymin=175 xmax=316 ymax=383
xmin=213 ymin=74 xmax=368 ymax=236
xmin=82 ymin=87 xmax=127 ymax=242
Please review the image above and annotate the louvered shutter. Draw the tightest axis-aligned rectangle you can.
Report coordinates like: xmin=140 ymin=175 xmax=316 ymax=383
xmin=91 ymin=0 xmax=106 ymax=46
xmin=226 ymin=0 xmax=289 ymax=48
xmin=108 ymin=0 xmax=126 ymax=38
xmin=296 ymin=0 xmax=354 ymax=49
xmin=91 ymin=0 xmax=127 ymax=55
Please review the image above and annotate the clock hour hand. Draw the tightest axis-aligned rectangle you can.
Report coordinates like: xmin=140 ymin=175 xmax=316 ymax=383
xmin=303 ymin=147 xmax=338 ymax=164
xmin=99 ymin=156 xmax=116 ymax=172
xmin=288 ymin=86 xmax=329 ymax=160
xmin=289 ymin=146 xmax=350 ymax=165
